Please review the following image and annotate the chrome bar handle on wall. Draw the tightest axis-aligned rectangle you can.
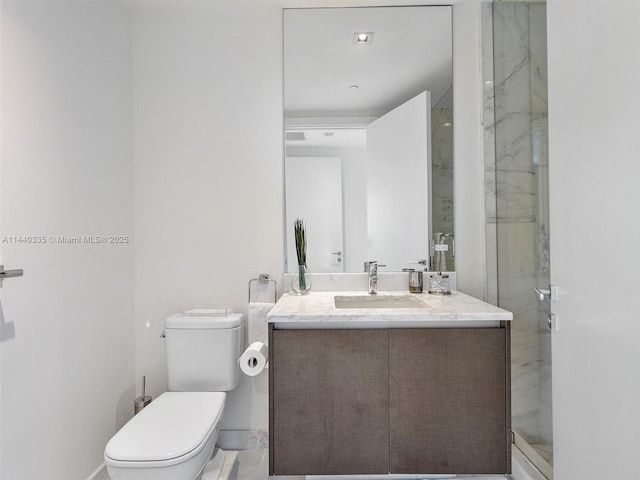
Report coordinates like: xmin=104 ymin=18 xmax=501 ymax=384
xmin=0 ymin=265 xmax=24 ymax=287
xmin=535 ymin=288 xmax=551 ymax=301
xmin=535 ymin=285 xmax=558 ymax=301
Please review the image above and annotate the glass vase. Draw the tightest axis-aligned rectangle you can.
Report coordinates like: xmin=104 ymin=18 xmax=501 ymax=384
xmin=291 ymin=264 xmax=311 ymax=295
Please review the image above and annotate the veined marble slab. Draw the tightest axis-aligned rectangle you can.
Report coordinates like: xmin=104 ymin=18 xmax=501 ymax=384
xmin=282 ymin=271 xmax=457 ymax=293
xmin=268 ymin=290 xmax=512 ymax=329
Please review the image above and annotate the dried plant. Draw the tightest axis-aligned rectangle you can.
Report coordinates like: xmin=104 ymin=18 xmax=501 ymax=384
xmin=294 ymin=218 xmax=306 ymax=266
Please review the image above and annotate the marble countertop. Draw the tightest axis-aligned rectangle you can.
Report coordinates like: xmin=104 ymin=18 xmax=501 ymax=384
xmin=267 ymin=290 xmax=512 ymax=327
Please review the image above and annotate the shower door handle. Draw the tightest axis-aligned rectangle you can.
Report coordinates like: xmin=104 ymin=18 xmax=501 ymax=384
xmin=535 ymin=285 xmax=558 ymax=301
xmin=535 ymin=288 xmax=551 ymax=301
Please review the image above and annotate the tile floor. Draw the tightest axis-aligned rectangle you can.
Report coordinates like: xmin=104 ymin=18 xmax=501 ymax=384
xmin=218 ymin=448 xmax=512 ymax=480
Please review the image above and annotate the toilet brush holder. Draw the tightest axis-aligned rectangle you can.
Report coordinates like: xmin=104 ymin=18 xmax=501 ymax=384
xmin=134 ymin=376 xmax=152 ymax=415
xmin=134 ymin=395 xmax=152 ymax=415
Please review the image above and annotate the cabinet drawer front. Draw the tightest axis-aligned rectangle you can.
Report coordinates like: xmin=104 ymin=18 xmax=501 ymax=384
xmin=389 ymin=328 xmax=509 ymax=474
xmin=271 ymin=329 xmax=389 ymax=475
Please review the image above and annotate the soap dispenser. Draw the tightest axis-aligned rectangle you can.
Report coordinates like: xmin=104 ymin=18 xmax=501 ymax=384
xmin=428 ymin=272 xmax=451 ymax=295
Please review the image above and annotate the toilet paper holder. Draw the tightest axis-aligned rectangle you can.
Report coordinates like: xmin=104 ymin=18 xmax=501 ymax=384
xmin=239 ymin=341 xmax=269 ymax=376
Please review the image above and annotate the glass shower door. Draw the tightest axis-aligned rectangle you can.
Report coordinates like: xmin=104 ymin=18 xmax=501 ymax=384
xmin=492 ymin=1 xmax=552 ymax=477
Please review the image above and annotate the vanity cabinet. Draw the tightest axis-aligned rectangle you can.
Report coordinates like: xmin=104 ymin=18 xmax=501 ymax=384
xmin=269 ymin=325 xmax=511 ymax=476
xmin=269 ymin=329 xmax=389 ymax=475
xmin=389 ymin=328 xmax=510 ymax=474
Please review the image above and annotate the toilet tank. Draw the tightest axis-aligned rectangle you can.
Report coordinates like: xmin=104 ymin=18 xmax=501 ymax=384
xmin=165 ymin=312 xmax=245 ymax=392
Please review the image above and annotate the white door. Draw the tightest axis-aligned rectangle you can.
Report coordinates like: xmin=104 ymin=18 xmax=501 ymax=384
xmin=366 ymin=91 xmax=431 ymax=271
xmin=285 ymin=157 xmax=344 ymax=273
xmin=548 ymin=1 xmax=640 ymax=478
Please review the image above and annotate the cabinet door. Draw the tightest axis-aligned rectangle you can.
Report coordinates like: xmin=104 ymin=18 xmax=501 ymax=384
xmin=389 ymin=328 xmax=510 ymax=474
xmin=270 ymin=329 xmax=389 ymax=475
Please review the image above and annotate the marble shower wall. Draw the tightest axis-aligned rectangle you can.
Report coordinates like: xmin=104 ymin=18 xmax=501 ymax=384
xmin=484 ymin=2 xmax=552 ymax=446
xmin=432 ymin=107 xmax=454 ymax=271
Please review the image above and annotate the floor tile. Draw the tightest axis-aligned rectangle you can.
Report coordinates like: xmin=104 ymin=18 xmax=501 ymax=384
xmin=219 ymin=448 xmax=511 ymax=480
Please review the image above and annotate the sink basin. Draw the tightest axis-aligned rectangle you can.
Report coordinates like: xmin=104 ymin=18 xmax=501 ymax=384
xmin=334 ymin=294 xmax=427 ymax=309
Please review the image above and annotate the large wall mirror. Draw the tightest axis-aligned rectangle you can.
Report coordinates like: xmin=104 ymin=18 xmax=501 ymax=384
xmin=284 ymin=6 xmax=453 ymax=273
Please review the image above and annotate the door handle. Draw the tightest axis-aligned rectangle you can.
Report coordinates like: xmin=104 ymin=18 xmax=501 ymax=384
xmin=331 ymin=251 xmax=342 ymax=263
xmin=535 ymin=285 xmax=558 ymax=301
xmin=535 ymin=288 xmax=551 ymax=301
xmin=0 ymin=265 xmax=24 ymax=287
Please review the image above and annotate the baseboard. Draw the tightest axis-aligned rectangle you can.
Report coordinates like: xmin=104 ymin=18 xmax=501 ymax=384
xmin=86 ymin=462 xmax=109 ymax=480
xmin=217 ymin=429 xmax=268 ymax=450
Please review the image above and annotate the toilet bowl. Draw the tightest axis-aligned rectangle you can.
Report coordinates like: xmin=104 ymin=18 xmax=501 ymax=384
xmin=105 ymin=392 xmax=225 ymax=480
xmin=104 ymin=312 xmax=245 ymax=480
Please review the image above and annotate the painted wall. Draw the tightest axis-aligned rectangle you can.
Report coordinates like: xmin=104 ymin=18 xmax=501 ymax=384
xmin=0 ymin=1 xmax=134 ymax=479
xmin=1 ymin=1 xmax=488 ymax=477
xmin=131 ymin=1 xmax=284 ymax=432
xmin=452 ymin=1 xmax=487 ymax=300
xmin=132 ymin=0 xmax=486 ymax=436
xmin=286 ymin=145 xmax=368 ymax=273
xmin=547 ymin=0 xmax=640 ymax=478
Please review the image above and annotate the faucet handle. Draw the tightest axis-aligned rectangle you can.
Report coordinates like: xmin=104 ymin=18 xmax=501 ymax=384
xmin=409 ymin=259 xmax=431 ymax=271
xmin=364 ymin=261 xmax=386 ymax=273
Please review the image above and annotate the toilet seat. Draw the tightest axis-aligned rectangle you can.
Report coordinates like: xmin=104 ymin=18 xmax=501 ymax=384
xmin=105 ymin=392 xmax=225 ymax=469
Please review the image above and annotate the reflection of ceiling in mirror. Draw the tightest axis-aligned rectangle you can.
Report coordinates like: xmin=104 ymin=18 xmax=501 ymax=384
xmin=285 ymin=128 xmax=366 ymax=148
xmin=284 ymin=6 xmax=453 ymax=118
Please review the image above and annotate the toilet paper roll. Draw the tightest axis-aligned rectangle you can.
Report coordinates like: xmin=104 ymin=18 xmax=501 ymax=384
xmin=239 ymin=341 xmax=269 ymax=377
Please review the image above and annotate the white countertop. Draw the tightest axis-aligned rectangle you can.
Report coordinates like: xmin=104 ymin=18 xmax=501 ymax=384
xmin=267 ymin=290 xmax=512 ymax=329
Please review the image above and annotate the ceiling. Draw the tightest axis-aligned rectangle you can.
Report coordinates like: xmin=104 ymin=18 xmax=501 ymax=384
xmin=284 ymin=6 xmax=453 ymax=119
xmin=286 ymin=128 xmax=367 ymax=148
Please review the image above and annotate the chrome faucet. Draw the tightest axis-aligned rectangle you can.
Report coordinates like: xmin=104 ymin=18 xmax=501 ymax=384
xmin=368 ymin=261 xmax=378 ymax=294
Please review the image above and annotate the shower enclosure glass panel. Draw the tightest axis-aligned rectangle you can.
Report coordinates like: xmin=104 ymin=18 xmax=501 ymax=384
xmin=492 ymin=1 xmax=552 ymax=477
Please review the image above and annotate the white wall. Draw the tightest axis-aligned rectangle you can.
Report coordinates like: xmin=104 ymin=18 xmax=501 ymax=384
xmin=0 ymin=1 xmax=134 ymax=479
xmin=547 ymin=0 xmax=640 ymax=478
xmin=132 ymin=0 xmax=486 ymax=434
xmin=131 ymin=1 xmax=284 ymax=431
xmin=0 ymin=1 xmax=488 ymax=476
xmin=131 ymin=0 xmax=486 ymax=436
xmin=453 ymin=1 xmax=487 ymax=300
xmin=286 ymin=145 xmax=368 ymax=272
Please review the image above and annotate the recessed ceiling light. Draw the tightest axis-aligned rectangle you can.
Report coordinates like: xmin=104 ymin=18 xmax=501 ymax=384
xmin=353 ymin=32 xmax=374 ymax=45
xmin=349 ymin=85 xmax=359 ymax=90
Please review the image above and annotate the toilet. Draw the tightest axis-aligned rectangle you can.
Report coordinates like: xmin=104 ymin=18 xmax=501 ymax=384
xmin=104 ymin=312 xmax=245 ymax=480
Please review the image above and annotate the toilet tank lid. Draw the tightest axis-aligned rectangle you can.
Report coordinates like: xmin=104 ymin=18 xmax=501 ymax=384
xmin=165 ymin=312 xmax=244 ymax=329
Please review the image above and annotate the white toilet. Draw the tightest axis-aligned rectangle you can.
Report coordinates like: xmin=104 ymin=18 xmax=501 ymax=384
xmin=104 ymin=312 xmax=245 ymax=480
